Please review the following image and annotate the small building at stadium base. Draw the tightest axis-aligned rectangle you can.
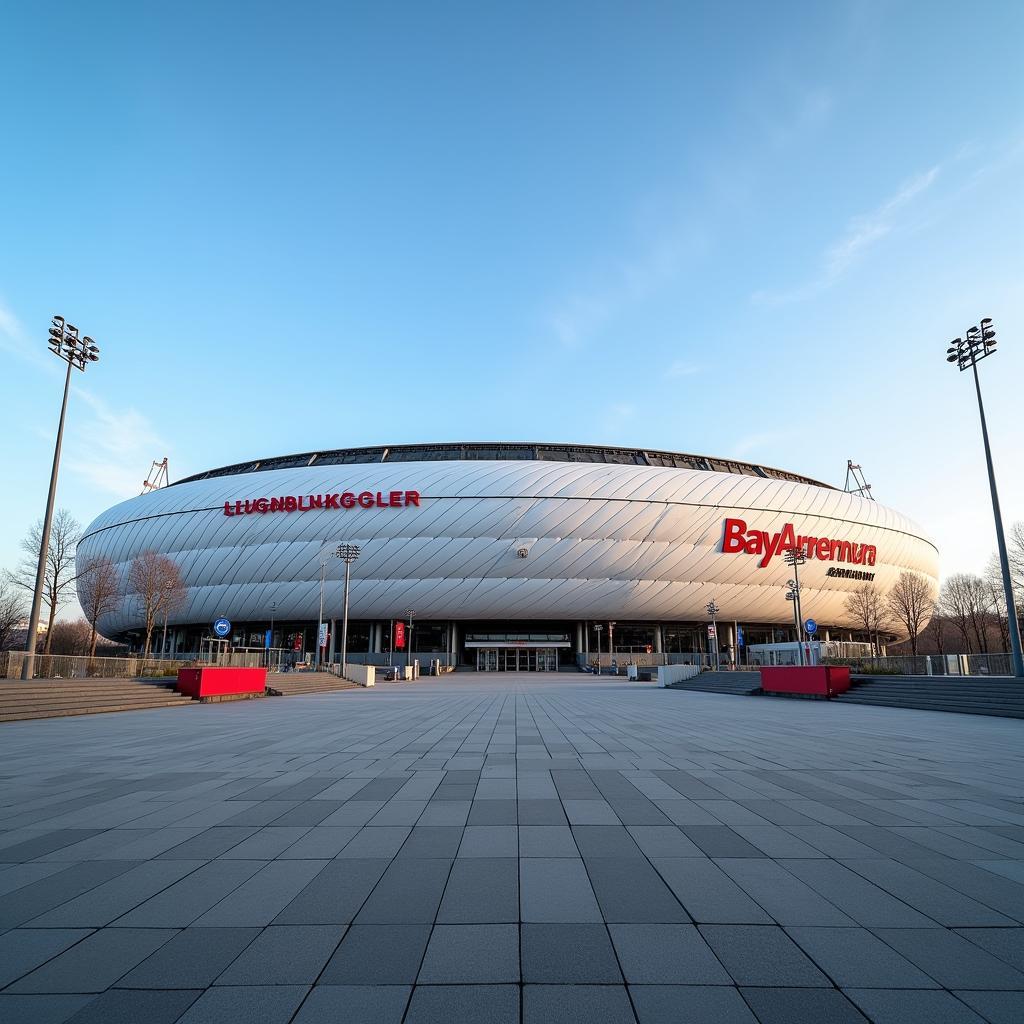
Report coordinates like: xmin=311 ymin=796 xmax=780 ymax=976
xmin=76 ymin=442 xmax=939 ymax=672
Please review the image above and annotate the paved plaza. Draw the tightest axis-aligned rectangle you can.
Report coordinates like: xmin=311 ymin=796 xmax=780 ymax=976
xmin=1 ymin=674 xmax=1023 ymax=1023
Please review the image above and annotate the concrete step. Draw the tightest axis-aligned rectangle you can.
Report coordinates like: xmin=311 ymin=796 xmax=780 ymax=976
xmin=266 ymin=672 xmax=361 ymax=696
xmin=668 ymin=671 xmax=762 ymax=696
xmin=0 ymin=697 xmax=196 ymax=722
xmin=836 ymin=695 xmax=1024 ymax=719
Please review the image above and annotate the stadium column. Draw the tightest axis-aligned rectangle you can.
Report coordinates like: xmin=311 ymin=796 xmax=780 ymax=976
xmin=725 ymin=624 xmax=735 ymax=667
xmin=328 ymin=618 xmax=337 ymax=664
xmin=575 ymin=622 xmax=583 ymax=654
xmin=654 ymin=626 xmax=663 ymax=655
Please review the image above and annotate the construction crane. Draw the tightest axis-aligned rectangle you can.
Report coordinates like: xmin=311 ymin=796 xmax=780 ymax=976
xmin=844 ymin=460 xmax=874 ymax=500
xmin=142 ymin=458 xmax=170 ymax=493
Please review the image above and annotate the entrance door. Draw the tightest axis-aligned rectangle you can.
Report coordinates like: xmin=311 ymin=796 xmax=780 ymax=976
xmin=476 ymin=649 xmax=498 ymax=672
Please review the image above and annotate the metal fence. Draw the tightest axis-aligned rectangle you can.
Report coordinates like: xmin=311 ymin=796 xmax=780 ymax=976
xmin=0 ymin=650 xmax=266 ymax=680
xmin=826 ymin=653 xmax=1016 ymax=677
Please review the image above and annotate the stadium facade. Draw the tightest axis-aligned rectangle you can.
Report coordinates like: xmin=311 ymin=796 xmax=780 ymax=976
xmin=76 ymin=442 xmax=939 ymax=670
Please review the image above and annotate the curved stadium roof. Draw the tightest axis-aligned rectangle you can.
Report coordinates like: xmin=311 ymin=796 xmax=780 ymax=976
xmin=174 ymin=441 xmax=832 ymax=489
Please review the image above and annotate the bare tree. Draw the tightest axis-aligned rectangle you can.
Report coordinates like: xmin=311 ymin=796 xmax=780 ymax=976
xmin=984 ymin=555 xmax=1011 ymax=653
xmin=843 ymin=583 xmax=890 ymax=655
xmin=6 ymin=509 xmax=81 ymax=654
xmin=127 ymin=551 xmax=187 ymax=659
xmin=48 ymin=618 xmax=94 ymax=656
xmin=78 ymin=555 xmax=122 ymax=658
xmin=941 ymin=573 xmax=988 ymax=653
xmin=886 ymin=572 xmax=935 ymax=656
xmin=0 ymin=580 xmax=27 ymax=651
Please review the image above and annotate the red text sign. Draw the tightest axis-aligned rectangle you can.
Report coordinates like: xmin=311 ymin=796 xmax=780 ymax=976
xmin=395 ymin=621 xmax=405 ymax=649
xmin=722 ymin=517 xmax=877 ymax=569
xmin=224 ymin=490 xmax=420 ymax=517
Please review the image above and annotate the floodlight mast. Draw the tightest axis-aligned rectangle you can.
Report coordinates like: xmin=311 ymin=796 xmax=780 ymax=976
xmin=945 ymin=319 xmax=1023 ymax=678
xmin=22 ymin=316 xmax=100 ymax=680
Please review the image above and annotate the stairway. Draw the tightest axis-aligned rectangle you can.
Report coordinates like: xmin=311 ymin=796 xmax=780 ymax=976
xmin=266 ymin=672 xmax=361 ymax=696
xmin=0 ymin=679 xmax=196 ymax=723
xmin=835 ymin=675 xmax=1024 ymax=719
xmin=666 ymin=671 xmax=763 ymax=696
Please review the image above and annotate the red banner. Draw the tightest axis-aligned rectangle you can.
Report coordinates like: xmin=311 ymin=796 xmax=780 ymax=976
xmin=395 ymin=621 xmax=405 ymax=649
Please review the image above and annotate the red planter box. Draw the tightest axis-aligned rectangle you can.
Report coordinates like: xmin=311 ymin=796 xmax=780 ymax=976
xmin=176 ymin=667 xmax=268 ymax=700
xmin=760 ymin=665 xmax=850 ymax=698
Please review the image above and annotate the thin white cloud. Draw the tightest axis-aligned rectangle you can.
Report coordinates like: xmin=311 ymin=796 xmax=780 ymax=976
xmin=67 ymin=387 xmax=169 ymax=500
xmin=752 ymin=165 xmax=940 ymax=306
xmin=666 ymin=360 xmax=701 ymax=379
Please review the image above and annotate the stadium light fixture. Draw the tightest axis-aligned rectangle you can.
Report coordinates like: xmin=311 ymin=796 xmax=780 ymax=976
xmin=782 ymin=546 xmax=807 ymax=666
xmin=705 ymin=600 xmax=720 ymax=671
xmin=336 ymin=543 xmax=361 ymax=680
xmin=945 ymin=318 xmax=1023 ymax=677
xmin=22 ymin=315 xmax=100 ymax=680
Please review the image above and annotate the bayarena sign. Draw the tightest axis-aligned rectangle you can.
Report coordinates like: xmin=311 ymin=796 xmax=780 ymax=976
xmin=721 ymin=517 xmax=877 ymax=569
xmin=75 ymin=441 xmax=938 ymax=645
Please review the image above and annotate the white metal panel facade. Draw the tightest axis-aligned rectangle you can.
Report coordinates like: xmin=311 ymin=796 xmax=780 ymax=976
xmin=77 ymin=459 xmax=939 ymax=636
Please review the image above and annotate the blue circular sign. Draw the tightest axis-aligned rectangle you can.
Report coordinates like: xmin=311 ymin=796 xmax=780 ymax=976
xmin=804 ymin=618 xmax=818 ymax=635
xmin=213 ymin=617 xmax=231 ymax=638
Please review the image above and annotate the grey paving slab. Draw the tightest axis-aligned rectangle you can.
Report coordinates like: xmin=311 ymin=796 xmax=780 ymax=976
xmin=0 ymin=994 xmax=94 ymax=1024
xmin=518 ymin=825 xmax=579 ymax=857
xmin=319 ymin=924 xmax=431 ymax=984
xmin=457 ymin=825 xmax=517 ymax=857
xmin=173 ymin=985 xmax=308 ymax=1024
xmin=786 ymin=925 xmax=940 ymax=987
xmin=215 ymin=924 xmax=345 ymax=984
xmin=738 ymin=987 xmax=869 ymax=1023
xmin=278 ymin=825 xmax=360 ymax=858
xmin=273 ymin=858 xmax=390 ymax=923
xmin=585 ymin=856 xmax=690 ymax=922
xmin=111 ymin=860 xmax=264 ymax=927
xmin=437 ymin=857 xmax=519 ymax=922
xmin=61 ymin=989 xmax=202 ymax=1024
xmin=517 ymin=799 xmax=568 ymax=825
xmin=954 ymin=989 xmax=1024 ymax=1024
xmin=954 ymin=927 xmax=1024 ymax=971
xmin=629 ymin=985 xmax=758 ymax=1024
xmin=291 ymin=985 xmax=411 ymax=1024
xmin=716 ymin=858 xmax=856 ymax=926
xmin=467 ymin=799 xmax=518 ymax=824
xmin=520 ymin=857 xmax=603 ymax=922
xmin=0 ymin=861 xmax=139 ymax=928
xmin=699 ymin=924 xmax=831 ymax=986
xmin=353 ymin=857 xmax=452 ymax=923
xmin=398 ymin=825 xmax=464 ymax=858
xmin=844 ymin=988 xmax=987 ymax=1023
xmin=116 ymin=926 xmax=261 ymax=988
xmin=572 ymin=824 xmax=644 ymax=858
xmin=405 ymin=984 xmax=519 ymax=1024
xmin=627 ymin=825 xmax=704 ymax=858
xmin=156 ymin=826 xmax=260 ymax=859
xmin=609 ymin=923 xmax=731 ymax=983
xmin=0 ymin=929 xmax=92 ymax=988
xmin=336 ymin=825 xmax=411 ymax=858
xmin=652 ymin=858 xmax=774 ymax=923
xmin=7 ymin=927 xmax=177 ymax=993
xmin=520 ymin=923 xmax=622 ymax=983
xmin=870 ymin=927 xmax=1024 ymax=988
xmin=192 ymin=859 xmax=329 ymax=926
xmin=417 ymin=923 xmax=519 ymax=982
xmin=523 ymin=984 xmax=635 ymax=1024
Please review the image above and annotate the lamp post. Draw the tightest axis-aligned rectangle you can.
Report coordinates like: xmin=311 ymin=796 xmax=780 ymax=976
xmin=336 ymin=543 xmax=360 ymax=680
xmin=946 ymin=319 xmax=1024 ymax=678
xmin=705 ymin=600 xmax=720 ymax=671
xmin=405 ymin=608 xmax=415 ymax=675
xmin=592 ymin=623 xmax=603 ymax=674
xmin=22 ymin=316 xmax=100 ymax=680
xmin=783 ymin=545 xmax=807 ymax=666
xmin=268 ymin=600 xmax=277 ymax=668
xmin=315 ymin=544 xmax=336 ymax=670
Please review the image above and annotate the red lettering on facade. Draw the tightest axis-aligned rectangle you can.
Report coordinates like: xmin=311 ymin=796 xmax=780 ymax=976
xmin=405 ymin=490 xmax=420 ymax=507
xmin=325 ymin=493 xmax=340 ymax=509
xmin=223 ymin=501 xmax=234 ymax=516
xmin=357 ymin=491 xmax=374 ymax=508
xmin=340 ymin=492 xmax=355 ymax=508
xmin=284 ymin=496 xmax=298 ymax=512
xmin=722 ymin=518 xmax=747 ymax=553
xmin=389 ymin=490 xmax=403 ymax=508
xmin=721 ymin=518 xmax=879 ymax=570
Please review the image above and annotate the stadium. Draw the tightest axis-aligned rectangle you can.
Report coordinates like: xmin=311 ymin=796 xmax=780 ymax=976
xmin=76 ymin=442 xmax=939 ymax=670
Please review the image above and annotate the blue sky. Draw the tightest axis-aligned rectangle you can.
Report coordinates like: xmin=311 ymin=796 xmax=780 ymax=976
xmin=2 ymin=0 xmax=1022 ymax=589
